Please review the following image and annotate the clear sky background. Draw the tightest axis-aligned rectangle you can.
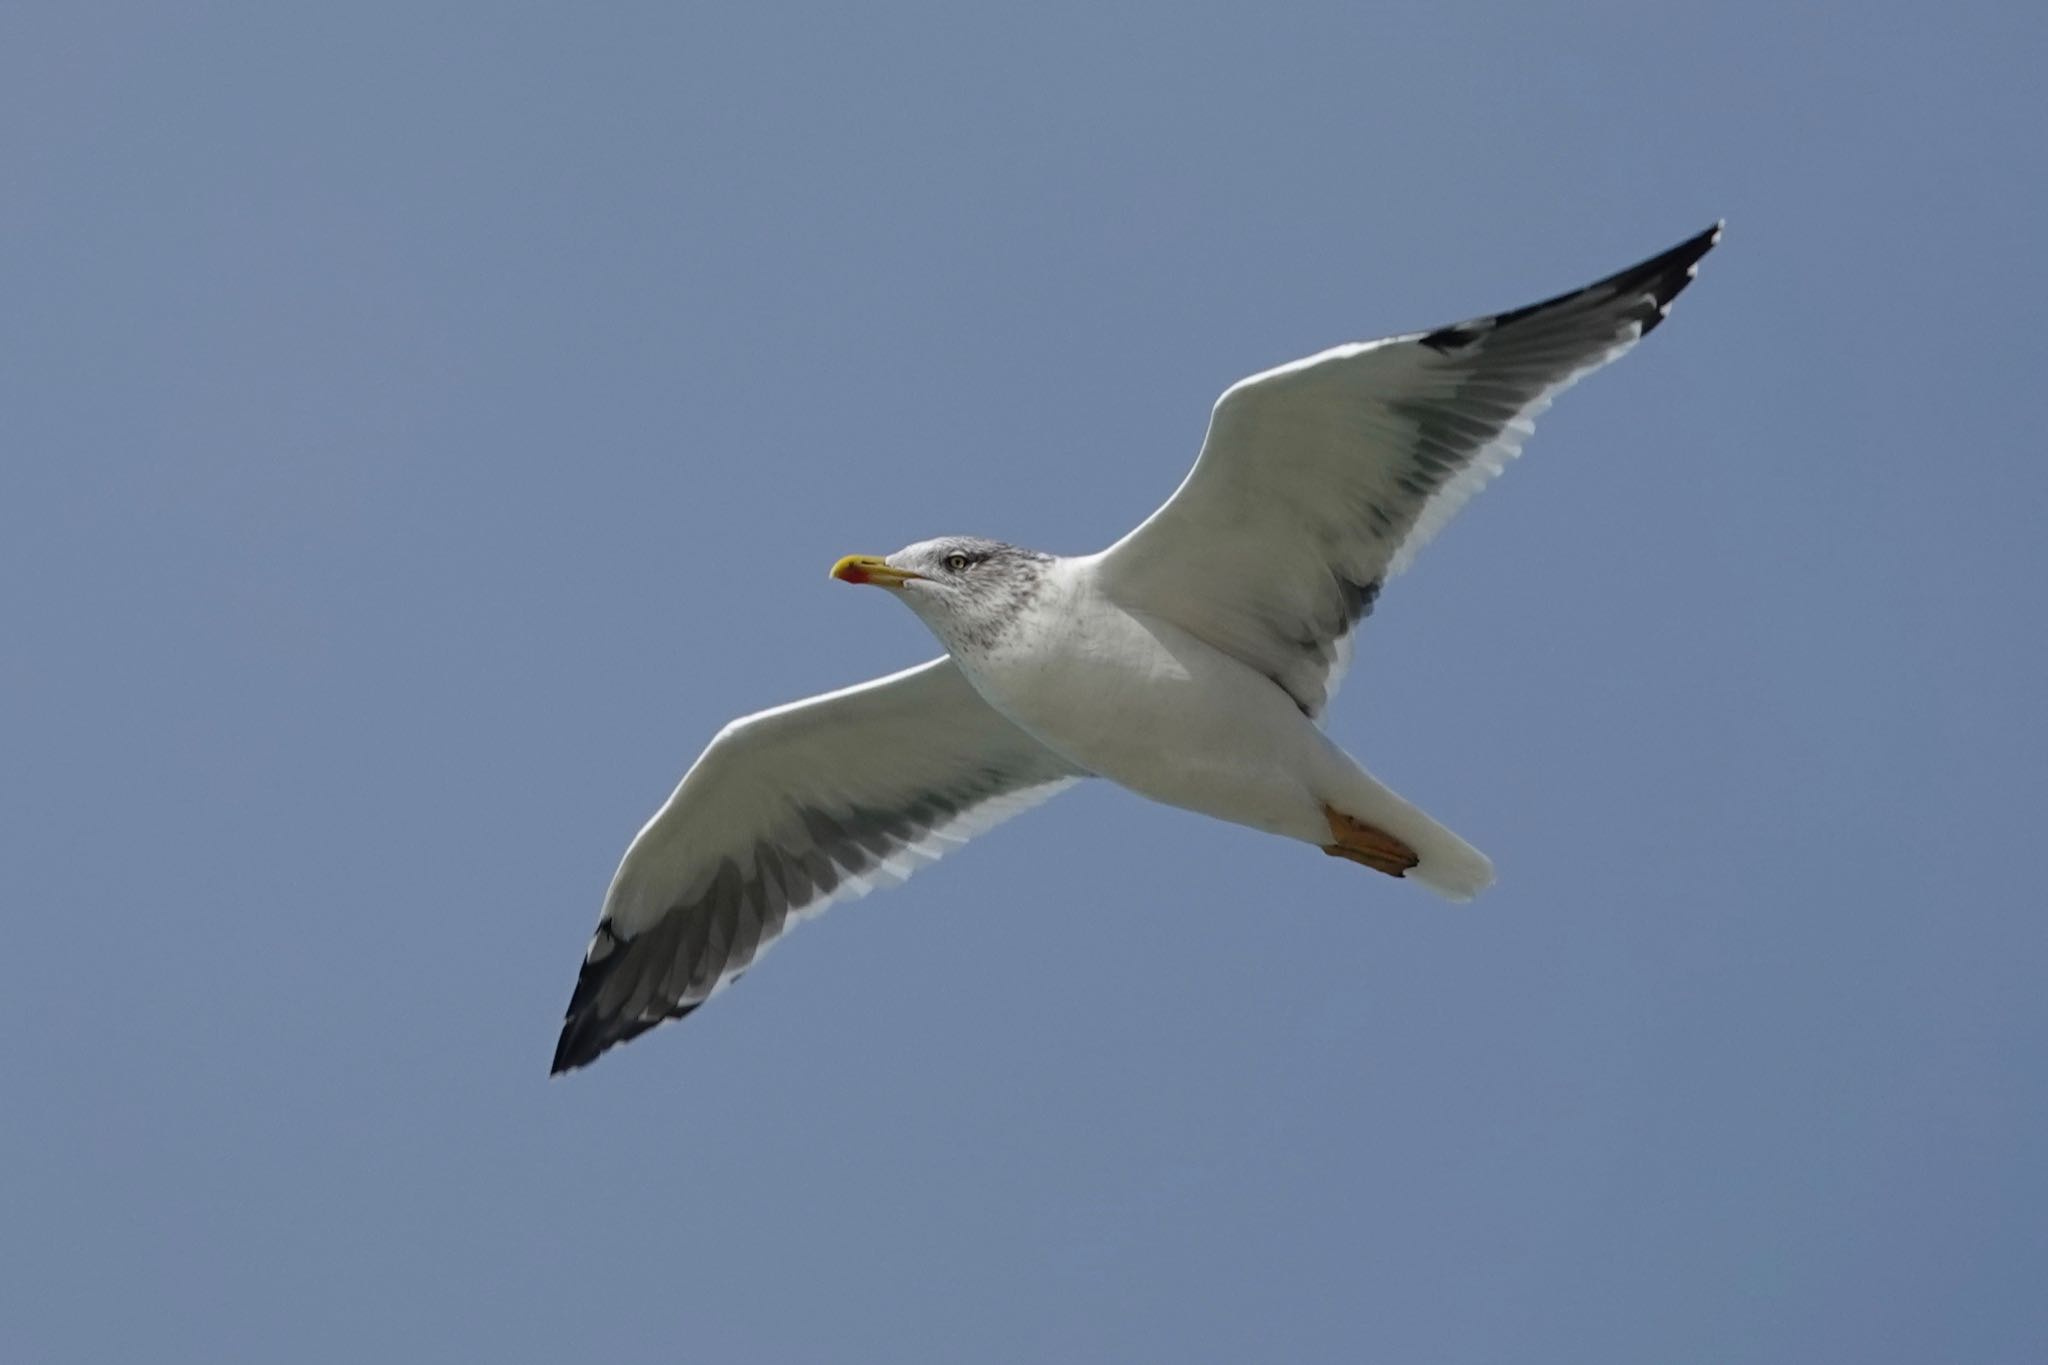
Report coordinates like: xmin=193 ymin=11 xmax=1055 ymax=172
xmin=5 ymin=4 xmax=2044 ymax=1362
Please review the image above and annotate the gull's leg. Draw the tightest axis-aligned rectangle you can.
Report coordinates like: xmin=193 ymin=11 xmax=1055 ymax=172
xmin=1322 ymin=805 xmax=1420 ymax=878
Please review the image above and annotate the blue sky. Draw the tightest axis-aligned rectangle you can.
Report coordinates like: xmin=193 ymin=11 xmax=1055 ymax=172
xmin=5 ymin=4 xmax=2044 ymax=1361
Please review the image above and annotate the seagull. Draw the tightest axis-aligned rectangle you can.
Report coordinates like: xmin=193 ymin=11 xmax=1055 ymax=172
xmin=551 ymin=224 xmax=1721 ymax=1073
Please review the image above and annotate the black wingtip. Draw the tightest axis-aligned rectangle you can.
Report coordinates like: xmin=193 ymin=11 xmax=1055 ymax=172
xmin=549 ymin=1037 xmax=588 ymax=1077
xmin=1420 ymin=222 xmax=1724 ymax=353
xmin=551 ymin=971 xmax=690 ymax=1076
xmin=548 ymin=922 xmax=695 ymax=1076
xmin=549 ymin=1000 xmax=606 ymax=1075
xmin=549 ymin=952 xmax=615 ymax=1076
xmin=1624 ymin=221 xmax=1723 ymax=336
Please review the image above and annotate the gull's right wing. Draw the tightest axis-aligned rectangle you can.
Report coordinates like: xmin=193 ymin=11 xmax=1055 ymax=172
xmin=552 ymin=658 xmax=1084 ymax=1073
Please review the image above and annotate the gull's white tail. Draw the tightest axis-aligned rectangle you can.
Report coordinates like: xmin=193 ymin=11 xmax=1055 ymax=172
xmin=1400 ymin=811 xmax=1495 ymax=901
xmin=1317 ymin=752 xmax=1496 ymax=901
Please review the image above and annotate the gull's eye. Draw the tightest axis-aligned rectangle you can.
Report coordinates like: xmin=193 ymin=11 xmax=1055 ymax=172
xmin=943 ymin=552 xmax=972 ymax=573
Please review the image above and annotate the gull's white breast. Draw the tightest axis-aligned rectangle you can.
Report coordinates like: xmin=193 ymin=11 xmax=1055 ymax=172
xmin=950 ymin=558 xmax=1338 ymax=846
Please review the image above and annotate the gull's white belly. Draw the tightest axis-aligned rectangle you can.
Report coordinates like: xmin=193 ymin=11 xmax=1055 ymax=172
xmin=958 ymin=597 xmax=1334 ymax=844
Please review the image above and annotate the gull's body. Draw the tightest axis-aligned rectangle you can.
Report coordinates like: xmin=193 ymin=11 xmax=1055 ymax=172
xmin=935 ymin=556 xmax=1482 ymax=883
xmin=966 ymin=558 xmax=1347 ymax=844
xmin=552 ymin=225 xmax=1721 ymax=1074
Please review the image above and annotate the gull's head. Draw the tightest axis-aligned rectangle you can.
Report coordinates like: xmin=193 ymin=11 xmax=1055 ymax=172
xmin=831 ymin=536 xmax=1053 ymax=652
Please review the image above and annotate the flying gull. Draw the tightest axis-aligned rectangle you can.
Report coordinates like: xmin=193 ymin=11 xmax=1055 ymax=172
xmin=552 ymin=224 xmax=1722 ymax=1073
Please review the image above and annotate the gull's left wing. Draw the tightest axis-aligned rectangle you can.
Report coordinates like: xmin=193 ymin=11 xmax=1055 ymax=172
xmin=552 ymin=658 xmax=1083 ymax=1073
xmin=1092 ymin=224 xmax=1720 ymax=719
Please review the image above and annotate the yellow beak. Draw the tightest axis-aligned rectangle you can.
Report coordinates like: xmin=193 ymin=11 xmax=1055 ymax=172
xmin=830 ymin=554 xmax=923 ymax=588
